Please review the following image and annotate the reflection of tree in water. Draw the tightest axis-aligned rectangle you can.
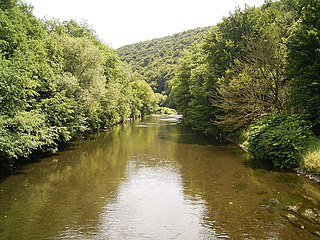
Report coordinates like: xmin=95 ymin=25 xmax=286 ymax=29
xmin=1 ymin=116 xmax=319 ymax=239
xmin=0 ymin=118 xmax=159 ymax=239
xmin=171 ymin=129 xmax=320 ymax=239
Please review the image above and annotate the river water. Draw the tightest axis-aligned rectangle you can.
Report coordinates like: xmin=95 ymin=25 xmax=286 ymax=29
xmin=0 ymin=115 xmax=319 ymax=239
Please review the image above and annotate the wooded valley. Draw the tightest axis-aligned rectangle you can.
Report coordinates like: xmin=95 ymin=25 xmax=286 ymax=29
xmin=1 ymin=0 xmax=320 ymax=175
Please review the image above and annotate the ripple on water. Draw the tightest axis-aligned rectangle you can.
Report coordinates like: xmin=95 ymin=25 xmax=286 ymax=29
xmin=92 ymin=156 xmax=220 ymax=240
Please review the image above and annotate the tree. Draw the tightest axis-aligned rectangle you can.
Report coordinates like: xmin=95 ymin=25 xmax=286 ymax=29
xmin=117 ymin=27 xmax=210 ymax=98
xmin=207 ymin=1 xmax=295 ymax=131
xmin=0 ymin=2 xmax=160 ymax=173
xmin=170 ymin=0 xmax=297 ymax=134
xmin=213 ymin=32 xmax=288 ymax=131
xmin=0 ymin=0 xmax=45 ymax=58
xmin=170 ymin=43 xmax=218 ymax=135
xmin=287 ymin=0 xmax=320 ymax=128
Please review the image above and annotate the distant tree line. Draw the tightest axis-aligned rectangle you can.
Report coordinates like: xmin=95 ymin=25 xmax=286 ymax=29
xmin=117 ymin=27 xmax=210 ymax=105
xmin=0 ymin=0 xmax=159 ymax=173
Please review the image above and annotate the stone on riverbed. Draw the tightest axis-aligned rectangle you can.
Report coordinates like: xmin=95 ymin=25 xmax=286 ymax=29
xmin=285 ymin=213 xmax=304 ymax=228
xmin=300 ymin=208 xmax=319 ymax=224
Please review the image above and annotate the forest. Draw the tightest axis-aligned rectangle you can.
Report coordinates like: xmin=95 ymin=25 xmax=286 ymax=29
xmin=117 ymin=27 xmax=209 ymax=98
xmin=169 ymin=0 xmax=320 ymax=175
xmin=0 ymin=0 xmax=160 ymax=173
xmin=1 ymin=0 xmax=320 ymax=177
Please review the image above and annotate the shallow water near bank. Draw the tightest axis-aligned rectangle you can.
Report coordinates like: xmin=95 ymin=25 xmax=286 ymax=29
xmin=0 ymin=115 xmax=319 ymax=239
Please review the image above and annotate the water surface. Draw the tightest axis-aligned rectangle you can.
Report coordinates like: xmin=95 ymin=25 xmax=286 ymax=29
xmin=0 ymin=115 xmax=319 ymax=239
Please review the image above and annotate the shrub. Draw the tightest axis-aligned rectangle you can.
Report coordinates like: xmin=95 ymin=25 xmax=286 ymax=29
xmin=301 ymin=138 xmax=320 ymax=175
xmin=243 ymin=114 xmax=314 ymax=169
xmin=156 ymin=107 xmax=177 ymax=115
xmin=0 ymin=111 xmax=59 ymax=161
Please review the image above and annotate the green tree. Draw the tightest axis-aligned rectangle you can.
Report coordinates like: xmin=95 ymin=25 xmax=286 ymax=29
xmin=117 ymin=27 xmax=210 ymax=99
xmin=0 ymin=1 xmax=160 ymax=173
xmin=213 ymin=31 xmax=288 ymax=131
xmin=170 ymin=43 xmax=217 ymax=134
xmin=287 ymin=0 xmax=320 ymax=128
xmin=0 ymin=0 xmax=45 ymax=58
xmin=130 ymin=79 xmax=158 ymax=116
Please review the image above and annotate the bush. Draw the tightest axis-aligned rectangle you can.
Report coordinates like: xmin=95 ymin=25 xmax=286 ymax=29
xmin=0 ymin=111 xmax=59 ymax=160
xmin=243 ymin=114 xmax=314 ymax=169
xmin=156 ymin=107 xmax=177 ymax=115
xmin=301 ymin=138 xmax=320 ymax=175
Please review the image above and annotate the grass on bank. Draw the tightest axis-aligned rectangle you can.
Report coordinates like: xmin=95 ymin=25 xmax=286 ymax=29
xmin=301 ymin=138 xmax=320 ymax=175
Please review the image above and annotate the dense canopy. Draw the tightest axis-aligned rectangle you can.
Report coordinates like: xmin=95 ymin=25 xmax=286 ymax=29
xmin=117 ymin=27 xmax=210 ymax=99
xmin=1 ymin=0 xmax=320 ymax=174
xmin=169 ymin=0 xmax=320 ymax=170
xmin=0 ymin=0 xmax=159 ymax=172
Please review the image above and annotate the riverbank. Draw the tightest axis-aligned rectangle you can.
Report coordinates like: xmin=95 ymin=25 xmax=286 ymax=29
xmin=0 ymin=114 xmax=175 ymax=178
xmin=296 ymin=168 xmax=320 ymax=183
xmin=228 ymin=136 xmax=320 ymax=183
xmin=0 ymin=119 xmax=128 ymax=177
xmin=299 ymin=139 xmax=320 ymax=182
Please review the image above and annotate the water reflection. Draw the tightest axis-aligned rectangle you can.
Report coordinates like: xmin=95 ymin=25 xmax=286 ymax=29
xmin=0 ymin=115 xmax=319 ymax=240
xmin=96 ymin=155 xmax=214 ymax=240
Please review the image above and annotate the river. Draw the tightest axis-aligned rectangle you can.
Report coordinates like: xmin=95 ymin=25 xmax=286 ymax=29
xmin=0 ymin=115 xmax=319 ymax=239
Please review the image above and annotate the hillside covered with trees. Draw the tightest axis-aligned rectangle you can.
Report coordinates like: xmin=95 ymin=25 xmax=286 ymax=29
xmin=117 ymin=27 xmax=210 ymax=100
xmin=0 ymin=0 xmax=160 ymax=173
xmin=170 ymin=0 xmax=320 ymax=174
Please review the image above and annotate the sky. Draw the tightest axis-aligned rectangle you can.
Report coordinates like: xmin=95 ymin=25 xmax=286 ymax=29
xmin=24 ymin=0 xmax=265 ymax=49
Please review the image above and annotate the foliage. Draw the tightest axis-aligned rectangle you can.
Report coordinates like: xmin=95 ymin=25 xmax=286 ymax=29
xmin=38 ymin=92 xmax=87 ymax=140
xmin=0 ymin=111 xmax=59 ymax=160
xmin=156 ymin=107 xmax=177 ymax=115
xmin=117 ymin=27 xmax=210 ymax=97
xmin=44 ymin=19 xmax=97 ymax=39
xmin=213 ymin=32 xmax=288 ymax=131
xmin=169 ymin=0 xmax=320 ymax=172
xmin=170 ymin=0 xmax=298 ymax=134
xmin=129 ymin=79 xmax=158 ymax=116
xmin=169 ymin=43 xmax=216 ymax=134
xmin=0 ymin=56 xmax=38 ymax=115
xmin=301 ymin=138 xmax=320 ymax=175
xmin=0 ymin=0 xmax=159 ymax=173
xmin=287 ymin=0 xmax=320 ymax=127
xmin=243 ymin=114 xmax=314 ymax=169
xmin=0 ymin=0 xmax=46 ymax=59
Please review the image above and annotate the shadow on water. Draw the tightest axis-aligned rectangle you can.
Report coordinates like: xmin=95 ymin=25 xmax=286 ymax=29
xmin=0 ymin=171 xmax=27 ymax=183
xmin=242 ymin=151 xmax=301 ymax=175
xmin=1 ymin=115 xmax=319 ymax=239
xmin=158 ymin=124 xmax=228 ymax=146
xmin=242 ymin=154 xmax=275 ymax=171
xmin=0 ymin=141 xmax=78 ymax=183
xmin=0 ymin=130 xmax=107 ymax=182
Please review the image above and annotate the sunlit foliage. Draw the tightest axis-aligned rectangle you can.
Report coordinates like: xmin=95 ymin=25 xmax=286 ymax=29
xmin=0 ymin=0 xmax=159 ymax=172
xmin=117 ymin=27 xmax=210 ymax=102
xmin=170 ymin=0 xmax=319 ymax=170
